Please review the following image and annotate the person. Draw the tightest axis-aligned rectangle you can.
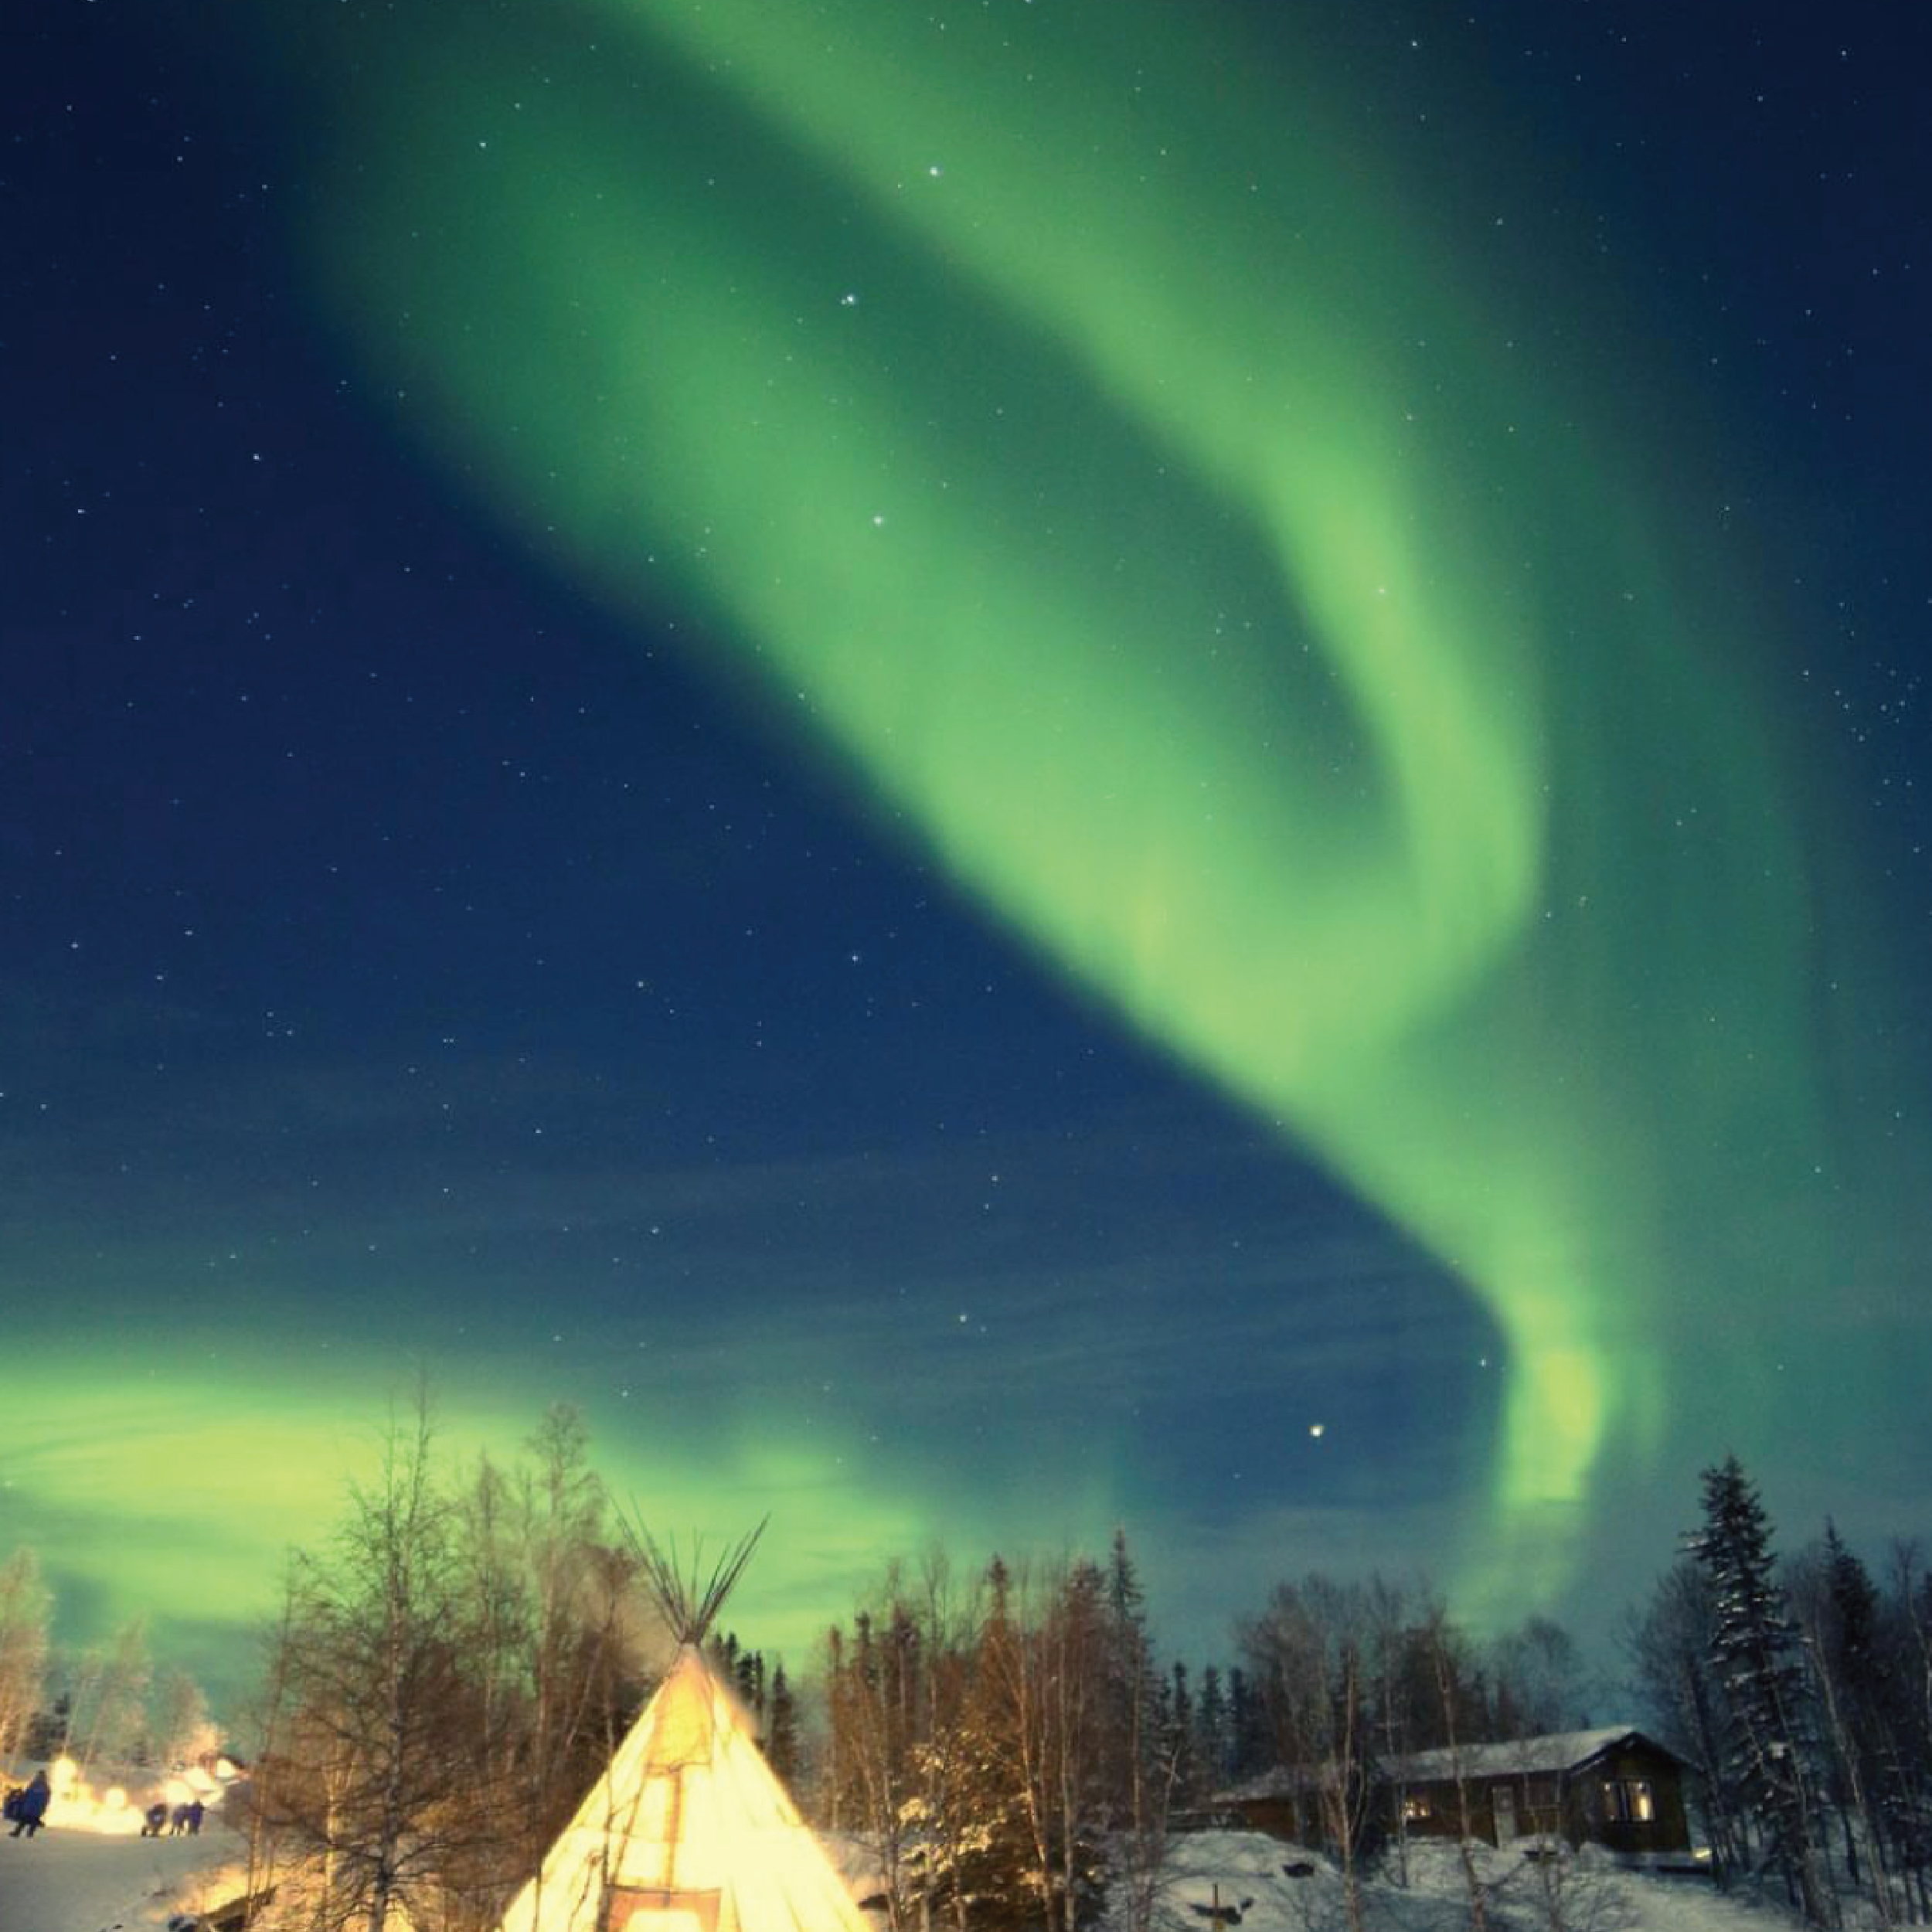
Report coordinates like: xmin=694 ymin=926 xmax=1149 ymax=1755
xmin=169 ymin=1801 xmax=192 ymax=1835
xmin=142 ymin=1799 xmax=170 ymax=1836
xmin=9 ymin=1768 xmax=50 ymax=1838
xmin=185 ymin=1798 xmax=206 ymax=1835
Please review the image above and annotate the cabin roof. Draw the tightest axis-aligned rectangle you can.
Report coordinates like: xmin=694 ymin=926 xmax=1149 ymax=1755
xmin=1393 ymin=1726 xmax=1685 ymax=1785
xmin=1216 ymin=1726 xmax=1686 ymax=1804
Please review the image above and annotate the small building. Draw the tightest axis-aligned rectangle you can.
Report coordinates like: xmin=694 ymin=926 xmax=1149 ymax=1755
xmin=1217 ymin=1726 xmax=1693 ymax=1861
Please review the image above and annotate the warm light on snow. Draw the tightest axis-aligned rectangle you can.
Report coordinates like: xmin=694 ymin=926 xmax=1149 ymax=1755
xmin=28 ymin=1754 xmax=240 ymax=1837
xmin=46 ymin=1759 xmax=144 ymax=1836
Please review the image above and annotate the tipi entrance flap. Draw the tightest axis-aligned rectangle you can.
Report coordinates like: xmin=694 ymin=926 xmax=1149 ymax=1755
xmin=605 ymin=1886 xmax=721 ymax=1932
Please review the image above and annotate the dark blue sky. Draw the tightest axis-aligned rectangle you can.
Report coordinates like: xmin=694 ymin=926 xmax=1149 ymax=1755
xmin=5 ymin=0 xmax=1928 ymax=1696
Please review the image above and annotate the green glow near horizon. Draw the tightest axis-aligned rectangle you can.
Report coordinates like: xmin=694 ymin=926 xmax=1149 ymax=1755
xmin=301 ymin=0 xmax=1832 ymax=1604
xmin=0 ymin=1343 xmax=990 ymax=1676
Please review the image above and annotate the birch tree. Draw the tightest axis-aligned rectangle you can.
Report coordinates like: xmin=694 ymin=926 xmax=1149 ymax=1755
xmin=0 ymin=1549 xmax=50 ymax=1770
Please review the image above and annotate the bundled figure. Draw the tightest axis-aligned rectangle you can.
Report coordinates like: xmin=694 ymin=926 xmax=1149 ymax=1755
xmin=7 ymin=1768 xmax=50 ymax=1838
xmin=141 ymin=1799 xmax=171 ymax=1837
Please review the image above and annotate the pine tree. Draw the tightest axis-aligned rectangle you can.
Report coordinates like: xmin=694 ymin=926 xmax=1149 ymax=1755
xmin=767 ymin=1662 xmax=801 ymax=1791
xmin=1103 ymin=1530 xmax=1155 ymax=1849
xmin=1800 ymin=1525 xmax=1910 ymax=1920
xmin=1628 ymin=1557 xmax=1749 ymax=1882
xmin=736 ymin=1647 xmax=767 ymax=1727
xmin=1226 ymin=1666 xmax=1269 ymax=1780
xmin=1688 ymin=1456 xmax=1835 ymax=1927
xmin=1163 ymin=1662 xmax=1197 ymax=1804
xmin=25 ymin=1692 xmax=70 ymax=1762
xmin=1194 ymin=1666 xmax=1230 ymax=1791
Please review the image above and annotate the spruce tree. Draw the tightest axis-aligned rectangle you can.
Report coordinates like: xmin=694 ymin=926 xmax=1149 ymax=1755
xmin=1104 ymin=1529 xmax=1153 ymax=1836
xmin=766 ymin=1662 xmax=800 ymax=1790
xmin=1808 ymin=1525 xmax=1907 ymax=1912
xmin=1164 ymin=1662 xmax=1197 ymax=1804
xmin=1226 ymin=1666 xmax=1269 ymax=1779
xmin=1688 ymin=1456 xmax=1835 ymax=1926
xmin=1194 ymin=1666 xmax=1230 ymax=1791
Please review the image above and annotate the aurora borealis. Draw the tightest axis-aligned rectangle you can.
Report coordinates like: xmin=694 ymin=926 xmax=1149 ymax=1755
xmin=7 ymin=0 xmax=1930 ymax=1696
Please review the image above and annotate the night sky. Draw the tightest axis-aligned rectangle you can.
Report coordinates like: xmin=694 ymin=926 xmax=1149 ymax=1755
xmin=6 ymin=0 xmax=1929 ymax=1700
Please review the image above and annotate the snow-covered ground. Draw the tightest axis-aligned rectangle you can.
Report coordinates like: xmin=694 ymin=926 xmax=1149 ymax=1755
xmin=1151 ymin=1828 xmax=1831 ymax=1932
xmin=0 ymin=1818 xmax=1859 ymax=1932
xmin=828 ymin=1822 xmax=1844 ymax=1932
xmin=0 ymin=1823 xmax=244 ymax=1932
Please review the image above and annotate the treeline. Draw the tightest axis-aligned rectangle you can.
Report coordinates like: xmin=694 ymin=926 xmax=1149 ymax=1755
xmin=815 ymin=1546 xmax=1587 ymax=1932
xmin=1631 ymin=1454 xmax=1932 ymax=1927
xmin=240 ymin=1402 xmax=661 ymax=1932
xmin=206 ymin=1400 xmax=1591 ymax=1932
xmin=11 ymin=1406 xmax=1932 ymax=1932
xmin=0 ymin=1549 xmax=217 ymax=1776
xmin=0 ymin=1402 xmax=784 ymax=1932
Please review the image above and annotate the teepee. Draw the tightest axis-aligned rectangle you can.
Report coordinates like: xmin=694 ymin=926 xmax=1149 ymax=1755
xmin=497 ymin=1525 xmax=873 ymax=1932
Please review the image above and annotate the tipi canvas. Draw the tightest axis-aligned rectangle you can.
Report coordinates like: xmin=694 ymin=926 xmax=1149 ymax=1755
xmin=498 ymin=1530 xmax=872 ymax=1932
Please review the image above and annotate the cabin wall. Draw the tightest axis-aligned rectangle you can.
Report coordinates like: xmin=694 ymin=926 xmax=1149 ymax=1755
xmin=1395 ymin=1780 xmax=1498 ymax=1846
xmin=1227 ymin=1796 xmax=1318 ymax=1845
xmin=1230 ymin=1739 xmax=1692 ymax=1859
xmin=1393 ymin=1753 xmax=1689 ymax=1854
xmin=1573 ymin=1743 xmax=1691 ymax=1855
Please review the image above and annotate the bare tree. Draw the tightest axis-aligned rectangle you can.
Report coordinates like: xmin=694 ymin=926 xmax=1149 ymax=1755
xmin=152 ymin=1665 xmax=216 ymax=1768
xmin=68 ymin=1617 xmax=151 ymax=1770
xmin=0 ymin=1549 xmax=50 ymax=1771
xmin=1240 ymin=1577 xmax=1379 ymax=1932
xmin=1420 ymin=1601 xmax=1492 ymax=1932
xmin=253 ymin=1398 xmax=500 ymax=1932
xmin=1489 ymin=1617 xmax=1586 ymax=1739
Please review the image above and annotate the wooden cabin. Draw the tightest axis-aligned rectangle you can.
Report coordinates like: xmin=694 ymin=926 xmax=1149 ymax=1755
xmin=1217 ymin=1726 xmax=1693 ymax=1860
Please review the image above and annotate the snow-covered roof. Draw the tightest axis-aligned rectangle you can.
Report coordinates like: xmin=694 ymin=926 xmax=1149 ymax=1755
xmin=1393 ymin=1726 xmax=1677 ymax=1784
xmin=1215 ymin=1764 xmax=1339 ymax=1804
xmin=1215 ymin=1726 xmax=1682 ymax=1803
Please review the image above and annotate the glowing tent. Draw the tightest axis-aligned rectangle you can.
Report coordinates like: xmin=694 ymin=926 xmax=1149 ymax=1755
xmin=497 ymin=1527 xmax=871 ymax=1932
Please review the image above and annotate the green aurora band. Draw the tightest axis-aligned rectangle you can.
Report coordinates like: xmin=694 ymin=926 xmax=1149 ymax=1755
xmin=0 ymin=1335 xmax=983 ymax=1679
xmin=294 ymin=0 xmax=1882 ymax=1604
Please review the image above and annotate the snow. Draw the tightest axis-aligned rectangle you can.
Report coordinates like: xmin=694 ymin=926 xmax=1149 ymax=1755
xmin=1392 ymin=1727 xmax=1667 ymax=1785
xmin=1217 ymin=1728 xmax=1674 ymax=1801
xmin=0 ymin=1823 xmax=244 ymax=1932
xmin=1138 ymin=1828 xmax=1845 ymax=1932
xmin=0 ymin=1818 xmax=1856 ymax=1932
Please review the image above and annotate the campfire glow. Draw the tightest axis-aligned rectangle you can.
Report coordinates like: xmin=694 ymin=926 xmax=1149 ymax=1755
xmin=37 ymin=1751 xmax=239 ymax=1835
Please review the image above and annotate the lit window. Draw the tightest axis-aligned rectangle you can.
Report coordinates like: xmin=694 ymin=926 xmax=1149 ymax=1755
xmin=1599 ymin=1779 xmax=1655 ymax=1824
xmin=1403 ymin=1794 xmax=1431 ymax=1822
